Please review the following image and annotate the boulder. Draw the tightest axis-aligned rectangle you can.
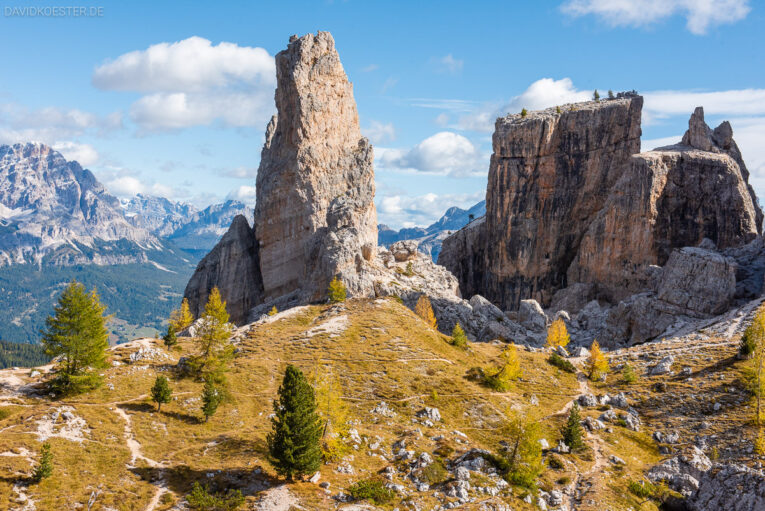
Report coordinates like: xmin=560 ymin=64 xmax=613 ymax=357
xmin=390 ymin=240 xmax=419 ymax=262
xmin=518 ymin=299 xmax=547 ymax=331
xmin=690 ymin=463 xmax=765 ymax=510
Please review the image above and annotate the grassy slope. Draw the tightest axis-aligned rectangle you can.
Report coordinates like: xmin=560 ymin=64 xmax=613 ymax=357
xmin=0 ymin=298 xmax=693 ymax=510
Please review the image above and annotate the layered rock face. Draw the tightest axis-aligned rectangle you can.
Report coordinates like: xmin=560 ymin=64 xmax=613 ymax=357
xmin=183 ymin=215 xmax=263 ymax=322
xmin=185 ymin=32 xmax=378 ymax=324
xmin=441 ymin=96 xmax=643 ymax=309
xmin=570 ymin=107 xmax=761 ymax=301
xmin=254 ymin=32 xmax=377 ymax=302
xmin=440 ymin=99 xmax=763 ymax=345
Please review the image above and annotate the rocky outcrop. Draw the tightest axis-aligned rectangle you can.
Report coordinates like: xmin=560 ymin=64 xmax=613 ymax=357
xmin=440 ymin=95 xmax=643 ymax=310
xmin=254 ymin=31 xmax=377 ymax=303
xmin=689 ymin=464 xmax=765 ymax=511
xmin=571 ymin=108 xmax=761 ymax=301
xmin=183 ymin=215 xmax=263 ymax=323
xmin=441 ymin=99 xmax=763 ymax=346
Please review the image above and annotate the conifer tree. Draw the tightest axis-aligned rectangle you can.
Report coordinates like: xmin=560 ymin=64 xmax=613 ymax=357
xmin=163 ymin=324 xmax=177 ymax=348
xmin=169 ymin=298 xmax=194 ymax=331
xmin=32 ymin=442 xmax=53 ymax=482
xmin=593 ymin=89 xmax=600 ymax=101
xmin=268 ymin=365 xmax=322 ymax=480
xmin=414 ymin=295 xmax=437 ymax=329
xmin=201 ymin=379 xmax=222 ymax=422
xmin=268 ymin=306 xmax=278 ymax=316
xmin=41 ymin=281 xmax=109 ymax=391
xmin=194 ymin=287 xmax=233 ymax=377
xmin=586 ymin=340 xmax=610 ymax=381
xmin=151 ymin=375 xmax=172 ymax=412
xmin=313 ymin=364 xmax=349 ymax=461
xmin=562 ymin=403 xmax=585 ymax=451
xmin=521 ymin=108 xmax=528 ymax=117
xmin=451 ymin=323 xmax=468 ymax=349
xmin=501 ymin=411 xmax=543 ymax=488
xmin=328 ymin=277 xmax=347 ymax=303
xmin=608 ymin=89 xmax=615 ymax=99
xmin=546 ymin=318 xmax=570 ymax=349
xmin=485 ymin=344 xmax=522 ymax=391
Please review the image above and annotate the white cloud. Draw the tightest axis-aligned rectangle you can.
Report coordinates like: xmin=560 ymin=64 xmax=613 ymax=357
xmin=92 ymin=36 xmax=274 ymax=92
xmin=226 ymin=185 xmax=257 ymax=203
xmin=561 ymin=0 xmax=750 ymax=35
xmin=643 ymin=88 xmax=765 ymax=123
xmin=362 ymin=64 xmax=379 ymax=72
xmin=456 ymin=78 xmax=592 ymax=132
xmin=52 ymin=141 xmax=99 ymax=166
xmin=97 ymin=167 xmax=181 ymax=199
xmin=376 ymin=191 xmax=484 ymax=229
xmin=221 ymin=165 xmax=259 ymax=179
xmin=93 ymin=36 xmax=276 ymax=131
xmin=641 ymin=135 xmax=681 ymax=152
xmin=436 ymin=54 xmax=463 ymax=74
xmin=0 ymin=104 xmax=122 ymax=143
xmin=363 ymin=121 xmax=396 ymax=144
xmin=377 ymin=132 xmax=486 ymax=177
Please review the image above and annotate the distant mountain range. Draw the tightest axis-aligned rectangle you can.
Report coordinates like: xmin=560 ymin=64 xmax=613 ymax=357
xmin=0 ymin=141 xmax=477 ymax=343
xmin=378 ymin=200 xmax=486 ymax=260
xmin=0 ymin=143 xmax=252 ymax=344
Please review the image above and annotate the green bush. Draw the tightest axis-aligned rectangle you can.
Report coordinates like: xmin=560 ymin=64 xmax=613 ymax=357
xmin=483 ymin=371 xmax=510 ymax=392
xmin=186 ymin=482 xmax=244 ymax=511
xmin=741 ymin=328 xmax=757 ymax=357
xmin=416 ymin=458 xmax=448 ymax=485
xmin=547 ymin=455 xmax=564 ymax=470
xmin=548 ymin=353 xmax=576 ymax=373
xmin=49 ymin=372 xmax=102 ymax=396
xmin=521 ymin=108 xmax=528 ymax=117
xmin=622 ymin=363 xmax=638 ymax=384
xmin=465 ymin=366 xmax=485 ymax=382
xmin=628 ymin=479 xmax=656 ymax=499
xmin=347 ymin=478 xmax=395 ymax=505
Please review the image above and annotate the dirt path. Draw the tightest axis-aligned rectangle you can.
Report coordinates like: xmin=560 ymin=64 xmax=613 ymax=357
xmin=113 ymin=405 xmax=167 ymax=510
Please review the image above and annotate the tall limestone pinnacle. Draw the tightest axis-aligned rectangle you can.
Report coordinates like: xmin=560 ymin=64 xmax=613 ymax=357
xmin=254 ymin=31 xmax=377 ymax=302
xmin=184 ymin=31 xmax=378 ymax=322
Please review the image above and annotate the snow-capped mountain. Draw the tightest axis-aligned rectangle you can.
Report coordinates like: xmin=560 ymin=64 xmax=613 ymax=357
xmin=122 ymin=194 xmax=198 ymax=238
xmin=122 ymin=196 xmax=253 ymax=253
xmin=0 ymin=143 xmax=162 ymax=266
xmin=378 ymin=200 xmax=486 ymax=261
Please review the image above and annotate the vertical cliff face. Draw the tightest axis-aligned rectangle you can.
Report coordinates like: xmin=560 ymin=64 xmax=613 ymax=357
xmin=570 ymin=108 xmax=762 ymax=302
xmin=184 ymin=32 xmax=378 ymax=322
xmin=183 ymin=215 xmax=263 ymax=323
xmin=474 ymin=96 xmax=643 ymax=310
xmin=254 ymin=31 xmax=377 ymax=302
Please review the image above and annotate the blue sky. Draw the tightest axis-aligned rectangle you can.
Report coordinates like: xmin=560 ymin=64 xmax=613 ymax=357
xmin=0 ymin=0 xmax=763 ymax=228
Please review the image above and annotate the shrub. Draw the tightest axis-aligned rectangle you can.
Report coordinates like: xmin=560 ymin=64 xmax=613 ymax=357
xmin=414 ymin=295 xmax=437 ymax=329
xmin=741 ymin=327 xmax=758 ymax=357
xmin=416 ymin=458 xmax=448 ymax=485
xmin=404 ymin=261 xmax=415 ymax=277
xmin=328 ymin=277 xmax=347 ymax=303
xmin=556 ymin=106 xmax=561 ymax=114
xmin=268 ymin=306 xmax=278 ymax=316
xmin=451 ymin=323 xmax=468 ymax=349
xmin=520 ymin=108 xmax=528 ymax=117
xmin=186 ymin=482 xmax=244 ymax=511
xmin=608 ymin=89 xmax=615 ymax=99
xmin=628 ymin=479 xmax=656 ymax=499
xmin=31 ymin=443 xmax=53 ymax=482
xmin=465 ymin=366 xmax=485 ymax=382
xmin=546 ymin=318 xmax=570 ymax=349
xmin=548 ymin=455 xmax=565 ymax=470
xmin=622 ymin=363 xmax=638 ymax=384
xmin=557 ymin=476 xmax=571 ymax=485
xmin=547 ymin=353 xmax=576 ymax=373
xmin=347 ymin=478 xmax=395 ymax=505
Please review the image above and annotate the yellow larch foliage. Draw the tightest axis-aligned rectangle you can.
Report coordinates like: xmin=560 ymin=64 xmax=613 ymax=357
xmin=587 ymin=339 xmax=610 ymax=381
xmin=546 ymin=318 xmax=570 ymax=348
xmin=169 ymin=297 xmax=194 ymax=331
xmin=414 ymin=295 xmax=437 ymax=329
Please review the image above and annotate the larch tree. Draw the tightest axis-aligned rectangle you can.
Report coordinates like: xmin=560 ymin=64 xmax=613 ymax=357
xmin=193 ymin=287 xmax=233 ymax=379
xmin=546 ymin=318 xmax=570 ymax=349
xmin=41 ymin=280 xmax=109 ymax=392
xmin=501 ymin=411 xmax=543 ymax=488
xmin=327 ymin=277 xmax=347 ymax=303
xmin=586 ymin=340 xmax=610 ymax=382
xmin=169 ymin=297 xmax=194 ymax=331
xmin=744 ymin=308 xmax=765 ymax=454
xmin=268 ymin=365 xmax=323 ymax=480
xmin=451 ymin=323 xmax=468 ymax=349
xmin=414 ymin=295 xmax=437 ymax=329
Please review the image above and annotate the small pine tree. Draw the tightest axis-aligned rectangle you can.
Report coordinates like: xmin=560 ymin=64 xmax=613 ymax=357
xmin=268 ymin=306 xmax=278 ymax=316
xmin=169 ymin=298 xmax=194 ymax=331
xmin=328 ymin=277 xmax=347 ymax=303
xmin=268 ymin=365 xmax=323 ymax=480
xmin=201 ymin=379 xmax=222 ymax=422
xmin=451 ymin=323 xmax=468 ymax=349
xmin=404 ymin=261 xmax=415 ymax=277
xmin=414 ymin=295 xmax=437 ymax=329
xmin=556 ymin=105 xmax=562 ymax=114
xmin=42 ymin=281 xmax=109 ymax=393
xmin=520 ymin=108 xmax=528 ymax=117
xmin=562 ymin=403 xmax=585 ymax=451
xmin=622 ymin=363 xmax=638 ymax=384
xmin=608 ymin=89 xmax=615 ymax=99
xmin=163 ymin=324 xmax=177 ymax=348
xmin=151 ymin=375 xmax=172 ymax=412
xmin=32 ymin=442 xmax=53 ymax=482
xmin=546 ymin=318 xmax=570 ymax=349
xmin=587 ymin=340 xmax=610 ymax=381
xmin=194 ymin=287 xmax=233 ymax=377
xmin=593 ymin=89 xmax=600 ymax=101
